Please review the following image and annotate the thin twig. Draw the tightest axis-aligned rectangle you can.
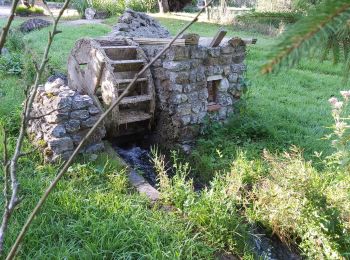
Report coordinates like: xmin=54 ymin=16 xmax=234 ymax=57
xmin=6 ymin=1 xmax=214 ymax=259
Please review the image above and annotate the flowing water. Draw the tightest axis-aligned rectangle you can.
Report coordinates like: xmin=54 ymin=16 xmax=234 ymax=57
xmin=115 ymin=145 xmax=157 ymax=187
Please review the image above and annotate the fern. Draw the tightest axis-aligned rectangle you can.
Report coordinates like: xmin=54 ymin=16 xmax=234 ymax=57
xmin=261 ymin=0 xmax=350 ymax=76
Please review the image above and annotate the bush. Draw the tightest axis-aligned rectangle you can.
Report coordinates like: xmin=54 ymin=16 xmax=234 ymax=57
xmin=245 ymin=148 xmax=350 ymax=258
xmin=126 ymin=0 xmax=158 ymax=12
xmin=15 ymin=5 xmax=44 ymax=16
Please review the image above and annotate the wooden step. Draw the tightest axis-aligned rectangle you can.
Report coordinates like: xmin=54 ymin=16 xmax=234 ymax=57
xmin=102 ymin=46 xmax=138 ymax=50
xmin=112 ymin=60 xmax=144 ymax=72
xmin=115 ymin=77 xmax=148 ymax=85
xmin=103 ymin=46 xmax=138 ymax=60
xmin=120 ymin=95 xmax=152 ymax=105
xmin=118 ymin=111 xmax=152 ymax=124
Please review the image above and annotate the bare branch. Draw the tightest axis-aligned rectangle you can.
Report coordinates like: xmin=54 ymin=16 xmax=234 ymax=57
xmin=0 ymin=0 xmax=72 ymax=257
xmin=0 ymin=0 xmax=21 ymax=54
xmin=5 ymin=1 xmax=214 ymax=259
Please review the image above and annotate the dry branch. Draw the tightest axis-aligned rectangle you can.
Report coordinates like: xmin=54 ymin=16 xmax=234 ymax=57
xmin=0 ymin=0 xmax=71 ymax=257
xmin=6 ymin=0 xmax=214 ymax=259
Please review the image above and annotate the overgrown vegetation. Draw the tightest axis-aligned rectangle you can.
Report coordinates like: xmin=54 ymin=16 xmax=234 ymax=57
xmin=15 ymin=5 xmax=44 ymax=16
xmin=1 ymin=1 xmax=350 ymax=257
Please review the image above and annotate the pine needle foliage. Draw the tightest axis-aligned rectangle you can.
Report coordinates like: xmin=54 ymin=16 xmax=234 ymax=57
xmin=261 ymin=0 xmax=350 ymax=77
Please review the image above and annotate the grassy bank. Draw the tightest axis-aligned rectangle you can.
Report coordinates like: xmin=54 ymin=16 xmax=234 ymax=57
xmin=0 ymin=14 xmax=349 ymax=258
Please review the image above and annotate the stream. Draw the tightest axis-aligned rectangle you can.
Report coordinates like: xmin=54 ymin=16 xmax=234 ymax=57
xmin=114 ymin=144 xmax=301 ymax=260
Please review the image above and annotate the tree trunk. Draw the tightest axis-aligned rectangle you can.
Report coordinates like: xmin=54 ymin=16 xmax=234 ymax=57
xmin=158 ymin=0 xmax=169 ymax=13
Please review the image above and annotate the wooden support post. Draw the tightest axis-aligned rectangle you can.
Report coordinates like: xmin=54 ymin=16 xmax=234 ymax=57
xmin=209 ymin=29 xmax=227 ymax=47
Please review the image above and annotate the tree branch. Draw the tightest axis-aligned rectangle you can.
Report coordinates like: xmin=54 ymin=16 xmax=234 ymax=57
xmin=5 ymin=0 xmax=214 ymax=259
xmin=0 ymin=0 xmax=71 ymax=257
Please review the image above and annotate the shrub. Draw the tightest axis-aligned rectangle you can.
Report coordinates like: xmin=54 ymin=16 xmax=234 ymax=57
xmin=15 ymin=5 xmax=44 ymax=16
xmin=245 ymin=148 xmax=350 ymax=259
xmin=126 ymin=0 xmax=158 ymax=12
xmin=326 ymin=92 xmax=350 ymax=169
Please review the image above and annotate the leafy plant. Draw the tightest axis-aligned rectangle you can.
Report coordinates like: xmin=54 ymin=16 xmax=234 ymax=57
xmin=246 ymin=148 xmax=350 ymax=259
xmin=262 ymin=0 xmax=350 ymax=76
xmin=15 ymin=5 xmax=44 ymax=16
xmin=0 ymin=53 xmax=22 ymax=75
xmin=325 ymin=91 xmax=350 ymax=168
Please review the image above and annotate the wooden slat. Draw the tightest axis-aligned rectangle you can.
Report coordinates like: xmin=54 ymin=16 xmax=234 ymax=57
xmin=120 ymin=95 xmax=152 ymax=105
xmin=111 ymin=60 xmax=144 ymax=72
xmin=115 ymin=78 xmax=148 ymax=85
xmin=118 ymin=111 xmax=152 ymax=124
xmin=209 ymin=29 xmax=227 ymax=47
xmin=133 ymin=37 xmax=187 ymax=46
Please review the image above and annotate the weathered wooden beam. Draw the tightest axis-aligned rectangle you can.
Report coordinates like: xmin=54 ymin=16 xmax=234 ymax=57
xmin=209 ymin=29 xmax=227 ymax=47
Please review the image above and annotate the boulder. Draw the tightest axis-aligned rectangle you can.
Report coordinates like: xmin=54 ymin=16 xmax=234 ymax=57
xmin=110 ymin=9 xmax=171 ymax=38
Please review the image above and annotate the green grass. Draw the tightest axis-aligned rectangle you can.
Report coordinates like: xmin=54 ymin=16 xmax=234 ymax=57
xmin=0 ymin=14 xmax=350 ymax=258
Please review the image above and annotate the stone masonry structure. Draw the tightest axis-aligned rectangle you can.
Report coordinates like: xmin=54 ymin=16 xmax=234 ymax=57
xmin=28 ymin=9 xmax=249 ymax=161
xmin=142 ymin=41 xmax=246 ymax=147
xmin=28 ymin=77 xmax=106 ymax=162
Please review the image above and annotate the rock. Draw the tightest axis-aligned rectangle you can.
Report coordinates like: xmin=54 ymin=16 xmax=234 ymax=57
xmin=85 ymin=142 xmax=104 ymax=153
xmin=49 ymin=125 xmax=66 ymax=138
xmin=44 ymin=78 xmax=65 ymax=92
xmin=48 ymin=137 xmax=73 ymax=154
xmin=19 ymin=18 xmax=52 ymax=33
xmin=65 ymin=119 xmax=80 ymax=133
xmin=110 ymin=9 xmax=170 ymax=38
xmin=85 ymin=7 xmax=108 ymax=20
xmin=85 ymin=8 xmax=96 ymax=20
xmin=88 ymin=105 xmax=100 ymax=115
xmin=81 ymin=116 xmax=99 ymax=128
xmin=218 ymin=78 xmax=229 ymax=92
xmin=94 ymin=10 xmax=108 ymax=19
xmin=48 ymin=72 xmax=68 ymax=86
xmin=70 ymin=110 xmax=90 ymax=120
xmin=181 ymin=144 xmax=192 ymax=154
xmin=72 ymin=95 xmax=93 ymax=109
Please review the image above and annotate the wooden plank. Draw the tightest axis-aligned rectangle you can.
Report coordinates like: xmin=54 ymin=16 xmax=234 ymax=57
xmin=115 ymin=77 xmax=148 ymax=85
xmin=207 ymin=74 xmax=223 ymax=81
xmin=120 ymin=95 xmax=152 ymax=105
xmin=118 ymin=111 xmax=152 ymax=124
xmin=133 ymin=37 xmax=187 ymax=46
xmin=209 ymin=29 xmax=227 ymax=47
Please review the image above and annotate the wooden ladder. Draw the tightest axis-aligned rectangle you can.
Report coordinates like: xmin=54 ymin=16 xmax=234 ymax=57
xmin=100 ymin=43 xmax=155 ymax=136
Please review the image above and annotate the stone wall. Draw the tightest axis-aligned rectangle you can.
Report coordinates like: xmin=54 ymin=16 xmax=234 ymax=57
xmin=141 ymin=39 xmax=247 ymax=148
xmin=28 ymin=77 xmax=106 ymax=162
